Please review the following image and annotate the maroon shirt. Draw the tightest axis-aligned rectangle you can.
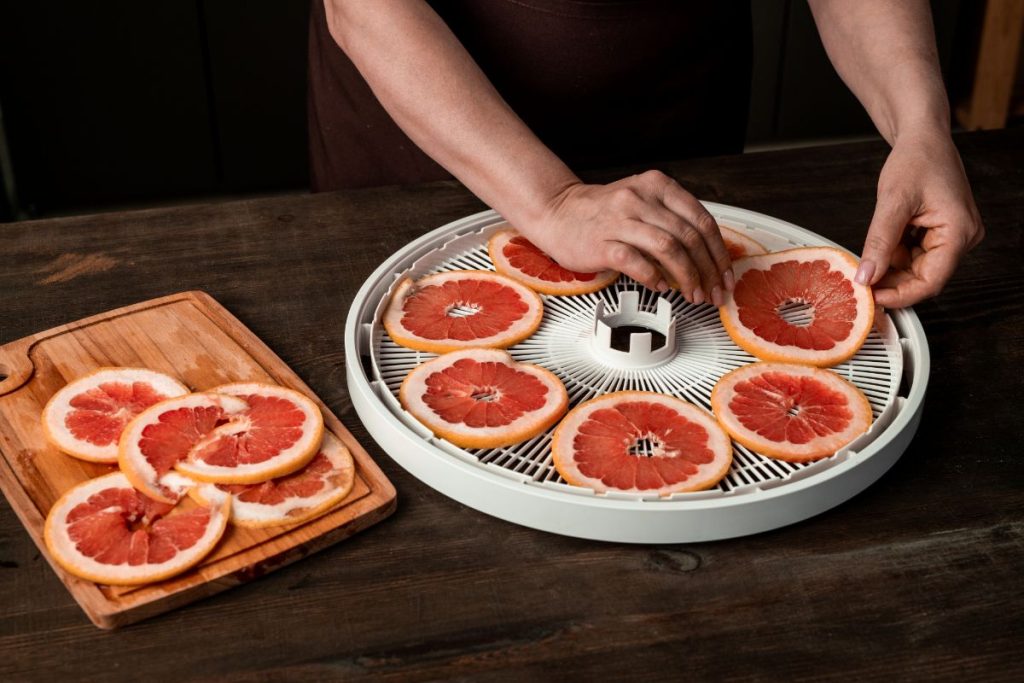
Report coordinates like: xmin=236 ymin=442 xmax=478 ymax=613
xmin=308 ymin=0 xmax=752 ymax=191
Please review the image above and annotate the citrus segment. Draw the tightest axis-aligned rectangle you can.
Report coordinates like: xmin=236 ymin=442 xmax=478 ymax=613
xmin=191 ymin=432 xmax=355 ymax=528
xmin=383 ymin=270 xmax=544 ymax=354
xmin=720 ymin=224 xmax=768 ymax=260
xmin=43 ymin=472 xmax=230 ymax=585
xmin=488 ymin=227 xmax=619 ymax=295
xmin=174 ymin=383 xmax=324 ymax=485
xmin=41 ymin=368 xmax=189 ymax=463
xmin=719 ymin=247 xmax=874 ymax=366
xmin=711 ymin=362 xmax=872 ymax=462
xmin=400 ymin=348 xmax=568 ymax=449
xmin=118 ymin=392 xmax=249 ymax=503
xmin=552 ymin=391 xmax=732 ymax=496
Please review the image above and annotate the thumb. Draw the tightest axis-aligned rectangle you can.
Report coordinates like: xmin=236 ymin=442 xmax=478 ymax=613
xmin=858 ymin=193 xmax=912 ymax=286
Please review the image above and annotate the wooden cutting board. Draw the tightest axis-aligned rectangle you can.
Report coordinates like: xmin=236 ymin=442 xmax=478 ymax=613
xmin=0 ymin=291 xmax=397 ymax=629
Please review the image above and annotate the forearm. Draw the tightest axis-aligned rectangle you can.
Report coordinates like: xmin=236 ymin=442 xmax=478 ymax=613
xmin=324 ymin=0 xmax=578 ymax=227
xmin=807 ymin=0 xmax=950 ymax=144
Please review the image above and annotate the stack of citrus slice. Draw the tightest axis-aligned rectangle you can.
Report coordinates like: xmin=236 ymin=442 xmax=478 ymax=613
xmin=41 ymin=368 xmax=355 ymax=585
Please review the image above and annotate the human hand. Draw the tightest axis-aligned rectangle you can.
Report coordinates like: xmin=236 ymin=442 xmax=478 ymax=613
xmin=521 ymin=170 xmax=734 ymax=305
xmin=857 ymin=130 xmax=984 ymax=308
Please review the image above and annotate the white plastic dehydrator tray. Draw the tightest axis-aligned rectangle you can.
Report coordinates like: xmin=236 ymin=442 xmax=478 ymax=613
xmin=345 ymin=203 xmax=929 ymax=543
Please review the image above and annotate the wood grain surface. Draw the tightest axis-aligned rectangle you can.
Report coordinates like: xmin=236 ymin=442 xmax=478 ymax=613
xmin=0 ymin=292 xmax=396 ymax=628
xmin=1 ymin=130 xmax=1021 ymax=680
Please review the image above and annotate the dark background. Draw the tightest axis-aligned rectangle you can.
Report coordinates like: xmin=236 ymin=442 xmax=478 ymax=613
xmin=0 ymin=1 xmax=979 ymax=220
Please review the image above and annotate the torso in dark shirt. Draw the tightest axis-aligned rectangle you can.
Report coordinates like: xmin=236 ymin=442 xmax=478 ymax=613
xmin=308 ymin=0 xmax=752 ymax=191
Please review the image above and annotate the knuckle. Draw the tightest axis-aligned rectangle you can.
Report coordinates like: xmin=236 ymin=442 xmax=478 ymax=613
xmin=641 ymin=169 xmax=670 ymax=186
xmin=681 ymin=228 xmax=704 ymax=250
xmin=606 ymin=242 xmax=634 ymax=267
xmin=611 ymin=187 xmax=638 ymax=209
xmin=694 ymin=210 xmax=718 ymax=235
xmin=864 ymin=233 xmax=892 ymax=254
xmin=653 ymin=232 xmax=678 ymax=255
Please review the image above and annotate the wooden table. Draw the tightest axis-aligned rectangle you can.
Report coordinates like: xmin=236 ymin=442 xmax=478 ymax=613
xmin=2 ymin=130 xmax=1021 ymax=681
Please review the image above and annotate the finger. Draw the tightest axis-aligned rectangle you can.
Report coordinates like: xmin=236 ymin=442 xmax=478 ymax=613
xmin=632 ymin=201 xmax=723 ymax=304
xmin=614 ymin=219 xmax=703 ymax=302
xmin=602 ymin=238 xmax=665 ymax=293
xmin=659 ymin=183 xmax=734 ymax=288
xmin=872 ymin=240 xmax=961 ymax=308
xmin=860 ymin=191 xmax=914 ymax=286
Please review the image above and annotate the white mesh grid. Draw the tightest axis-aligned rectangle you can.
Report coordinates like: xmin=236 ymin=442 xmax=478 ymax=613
xmin=367 ymin=214 xmax=904 ymax=503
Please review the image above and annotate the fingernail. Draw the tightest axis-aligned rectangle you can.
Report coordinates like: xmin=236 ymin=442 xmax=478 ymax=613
xmin=693 ymin=288 xmax=705 ymax=305
xmin=855 ymin=261 xmax=875 ymax=286
xmin=656 ymin=279 xmax=669 ymax=293
xmin=723 ymin=269 xmax=735 ymax=291
xmin=711 ymin=285 xmax=723 ymax=307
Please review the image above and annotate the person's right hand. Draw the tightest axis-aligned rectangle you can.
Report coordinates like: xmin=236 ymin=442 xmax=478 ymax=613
xmin=521 ymin=170 xmax=735 ymax=306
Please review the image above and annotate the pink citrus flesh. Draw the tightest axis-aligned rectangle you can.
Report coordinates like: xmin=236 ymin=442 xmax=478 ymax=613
xmin=400 ymin=348 xmax=568 ymax=449
xmin=43 ymin=472 xmax=230 ymax=585
xmin=383 ymin=270 xmax=544 ymax=354
xmin=719 ymin=247 xmax=874 ymax=367
xmin=552 ymin=391 xmax=732 ymax=496
xmin=711 ymin=362 xmax=873 ymax=462
xmin=488 ymin=228 xmax=619 ymax=295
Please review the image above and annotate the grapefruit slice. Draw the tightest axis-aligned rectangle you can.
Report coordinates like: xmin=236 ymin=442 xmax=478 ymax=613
xmin=41 ymin=367 xmax=189 ymax=463
xmin=191 ymin=432 xmax=355 ymax=528
xmin=711 ymin=362 xmax=873 ymax=462
xmin=43 ymin=472 xmax=230 ymax=585
xmin=119 ymin=392 xmax=250 ymax=503
xmin=174 ymin=383 xmax=324 ymax=485
xmin=400 ymin=348 xmax=568 ymax=449
xmin=383 ymin=270 xmax=544 ymax=354
xmin=552 ymin=391 xmax=732 ymax=496
xmin=488 ymin=227 xmax=619 ymax=295
xmin=719 ymin=247 xmax=874 ymax=367
xmin=720 ymin=224 xmax=768 ymax=260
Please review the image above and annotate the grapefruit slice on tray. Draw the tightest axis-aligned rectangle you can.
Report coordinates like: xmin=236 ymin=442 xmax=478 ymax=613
xmin=719 ymin=247 xmax=874 ymax=367
xmin=488 ymin=227 xmax=619 ymax=295
xmin=552 ymin=391 xmax=732 ymax=496
xmin=174 ymin=383 xmax=324 ymax=485
xmin=44 ymin=472 xmax=230 ymax=585
xmin=400 ymin=348 xmax=568 ymax=449
xmin=720 ymin=224 xmax=768 ymax=260
xmin=711 ymin=362 xmax=873 ymax=463
xmin=119 ymin=392 xmax=249 ymax=503
xmin=41 ymin=367 xmax=189 ymax=463
xmin=191 ymin=432 xmax=355 ymax=528
xmin=383 ymin=270 xmax=544 ymax=354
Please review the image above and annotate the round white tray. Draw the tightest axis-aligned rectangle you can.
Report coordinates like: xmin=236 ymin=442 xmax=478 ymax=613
xmin=345 ymin=204 xmax=928 ymax=543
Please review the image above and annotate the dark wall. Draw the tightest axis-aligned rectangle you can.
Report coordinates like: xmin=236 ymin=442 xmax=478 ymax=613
xmin=0 ymin=1 xmax=309 ymax=218
xmin=748 ymin=0 xmax=965 ymax=143
xmin=0 ymin=0 xmax=969 ymax=220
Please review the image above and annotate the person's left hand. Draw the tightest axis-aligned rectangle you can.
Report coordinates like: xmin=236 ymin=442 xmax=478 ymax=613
xmin=856 ymin=128 xmax=984 ymax=308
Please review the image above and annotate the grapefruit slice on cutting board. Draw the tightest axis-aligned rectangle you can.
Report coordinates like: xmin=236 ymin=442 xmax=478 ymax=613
xmin=383 ymin=270 xmax=544 ymax=354
xmin=41 ymin=367 xmax=189 ymax=463
xmin=400 ymin=348 xmax=568 ymax=449
xmin=711 ymin=362 xmax=873 ymax=462
xmin=191 ymin=431 xmax=355 ymax=528
xmin=488 ymin=227 xmax=619 ymax=295
xmin=118 ymin=392 xmax=250 ymax=503
xmin=44 ymin=472 xmax=230 ymax=585
xmin=174 ymin=383 xmax=324 ymax=485
xmin=719 ymin=247 xmax=874 ymax=367
xmin=552 ymin=391 xmax=732 ymax=496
